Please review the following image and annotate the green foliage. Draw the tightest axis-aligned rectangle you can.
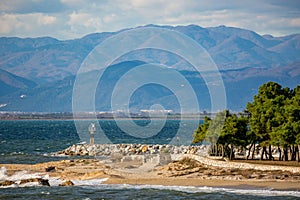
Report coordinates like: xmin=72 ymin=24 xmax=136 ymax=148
xmin=246 ymin=82 xmax=299 ymax=160
xmin=193 ymin=81 xmax=299 ymax=161
xmin=193 ymin=110 xmax=249 ymax=159
xmin=193 ymin=116 xmax=211 ymax=144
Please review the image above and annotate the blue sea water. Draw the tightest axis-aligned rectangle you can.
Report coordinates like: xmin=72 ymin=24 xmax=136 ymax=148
xmin=0 ymin=120 xmax=299 ymax=199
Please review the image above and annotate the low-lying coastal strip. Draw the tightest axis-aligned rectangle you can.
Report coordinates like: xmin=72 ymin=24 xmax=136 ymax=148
xmin=1 ymin=144 xmax=300 ymax=191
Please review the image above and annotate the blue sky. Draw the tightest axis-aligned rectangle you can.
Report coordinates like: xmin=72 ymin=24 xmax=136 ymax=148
xmin=0 ymin=0 xmax=299 ymax=39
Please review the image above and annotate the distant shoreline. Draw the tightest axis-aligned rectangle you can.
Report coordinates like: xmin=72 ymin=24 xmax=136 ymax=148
xmin=0 ymin=112 xmax=212 ymax=120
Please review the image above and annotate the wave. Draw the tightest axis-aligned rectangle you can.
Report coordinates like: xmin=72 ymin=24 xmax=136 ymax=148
xmin=77 ymin=183 xmax=300 ymax=197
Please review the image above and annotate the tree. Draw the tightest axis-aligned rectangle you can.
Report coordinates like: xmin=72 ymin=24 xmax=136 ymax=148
xmin=247 ymin=82 xmax=284 ymax=160
xmin=271 ymin=85 xmax=300 ymax=161
xmin=193 ymin=112 xmax=226 ymax=157
xmin=193 ymin=110 xmax=249 ymax=160
xmin=193 ymin=116 xmax=211 ymax=144
xmin=247 ymin=82 xmax=299 ymax=161
xmin=194 ymin=81 xmax=299 ymax=161
xmin=218 ymin=111 xmax=249 ymax=160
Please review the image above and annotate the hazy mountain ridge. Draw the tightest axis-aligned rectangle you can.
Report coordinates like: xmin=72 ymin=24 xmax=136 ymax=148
xmin=0 ymin=61 xmax=298 ymax=112
xmin=1 ymin=24 xmax=299 ymax=83
xmin=0 ymin=25 xmax=299 ymax=112
xmin=0 ymin=68 xmax=36 ymax=97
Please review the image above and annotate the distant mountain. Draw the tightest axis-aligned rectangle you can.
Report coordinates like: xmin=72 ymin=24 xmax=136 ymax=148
xmin=221 ymin=62 xmax=300 ymax=110
xmin=1 ymin=24 xmax=300 ymax=83
xmin=0 ymin=61 xmax=298 ymax=112
xmin=0 ymin=68 xmax=36 ymax=97
xmin=0 ymin=25 xmax=299 ymax=112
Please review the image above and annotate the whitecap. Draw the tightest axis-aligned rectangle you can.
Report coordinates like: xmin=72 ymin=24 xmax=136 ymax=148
xmin=77 ymin=183 xmax=300 ymax=197
xmin=72 ymin=178 xmax=109 ymax=186
xmin=0 ymin=166 xmax=8 ymax=180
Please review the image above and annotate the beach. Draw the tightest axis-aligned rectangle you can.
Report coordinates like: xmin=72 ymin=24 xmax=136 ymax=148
xmin=1 ymin=155 xmax=300 ymax=191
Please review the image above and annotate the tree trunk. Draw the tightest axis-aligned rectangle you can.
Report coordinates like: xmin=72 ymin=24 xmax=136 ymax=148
xmin=283 ymin=148 xmax=288 ymax=161
xmin=229 ymin=145 xmax=234 ymax=160
xmin=247 ymin=143 xmax=253 ymax=160
xmin=265 ymin=147 xmax=269 ymax=160
xmin=261 ymin=146 xmax=268 ymax=160
xmin=268 ymin=145 xmax=273 ymax=160
xmin=260 ymin=146 xmax=264 ymax=160
xmin=221 ymin=145 xmax=225 ymax=158
xmin=260 ymin=147 xmax=267 ymax=160
xmin=251 ymin=143 xmax=256 ymax=160
xmin=296 ymin=145 xmax=299 ymax=162
xmin=291 ymin=145 xmax=297 ymax=161
xmin=289 ymin=146 xmax=293 ymax=161
xmin=278 ymin=147 xmax=282 ymax=161
xmin=297 ymin=145 xmax=300 ymax=162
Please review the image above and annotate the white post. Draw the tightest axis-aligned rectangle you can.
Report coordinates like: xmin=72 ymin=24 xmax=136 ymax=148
xmin=88 ymin=123 xmax=96 ymax=144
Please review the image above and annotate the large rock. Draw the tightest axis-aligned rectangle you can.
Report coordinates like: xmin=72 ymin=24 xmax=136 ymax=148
xmin=45 ymin=166 xmax=56 ymax=172
xmin=56 ymin=144 xmax=208 ymax=156
xmin=59 ymin=180 xmax=74 ymax=186
xmin=0 ymin=180 xmax=15 ymax=186
xmin=19 ymin=178 xmax=50 ymax=186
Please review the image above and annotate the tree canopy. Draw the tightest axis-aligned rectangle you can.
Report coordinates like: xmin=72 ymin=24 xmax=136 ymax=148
xmin=193 ymin=82 xmax=300 ymax=161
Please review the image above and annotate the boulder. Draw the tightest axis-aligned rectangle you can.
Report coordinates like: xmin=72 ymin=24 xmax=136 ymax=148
xmin=45 ymin=166 xmax=56 ymax=172
xmin=59 ymin=180 xmax=74 ymax=186
xmin=20 ymin=178 xmax=50 ymax=186
xmin=0 ymin=180 xmax=15 ymax=186
xmin=141 ymin=145 xmax=148 ymax=153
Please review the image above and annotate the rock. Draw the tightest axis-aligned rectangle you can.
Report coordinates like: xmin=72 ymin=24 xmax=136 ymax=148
xmin=0 ymin=180 xmax=15 ymax=186
xmin=59 ymin=180 xmax=74 ymax=186
xmin=45 ymin=166 xmax=56 ymax=172
xmin=39 ymin=179 xmax=51 ymax=186
xmin=20 ymin=178 xmax=50 ymax=186
xmin=56 ymin=144 xmax=210 ymax=157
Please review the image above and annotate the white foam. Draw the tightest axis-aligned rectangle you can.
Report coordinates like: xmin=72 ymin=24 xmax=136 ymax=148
xmin=79 ymin=183 xmax=300 ymax=197
xmin=0 ymin=166 xmax=109 ymax=188
xmin=72 ymin=178 xmax=109 ymax=186
xmin=0 ymin=166 xmax=8 ymax=180
xmin=0 ymin=166 xmax=56 ymax=187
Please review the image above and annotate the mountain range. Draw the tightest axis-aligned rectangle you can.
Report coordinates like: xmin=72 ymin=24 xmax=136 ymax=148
xmin=0 ymin=24 xmax=299 ymax=112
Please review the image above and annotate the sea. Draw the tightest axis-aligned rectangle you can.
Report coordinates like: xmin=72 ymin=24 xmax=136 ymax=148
xmin=0 ymin=119 xmax=300 ymax=200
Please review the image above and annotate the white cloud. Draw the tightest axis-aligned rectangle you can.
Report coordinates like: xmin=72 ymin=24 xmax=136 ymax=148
xmin=0 ymin=14 xmax=18 ymax=34
xmin=289 ymin=18 xmax=300 ymax=27
xmin=0 ymin=0 xmax=299 ymax=39
xmin=68 ymin=12 xmax=103 ymax=33
xmin=103 ymin=14 xmax=116 ymax=23
xmin=0 ymin=13 xmax=62 ymax=38
xmin=38 ymin=15 xmax=56 ymax=25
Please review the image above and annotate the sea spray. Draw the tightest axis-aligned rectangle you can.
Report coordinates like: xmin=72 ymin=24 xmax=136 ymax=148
xmin=0 ymin=166 xmax=8 ymax=180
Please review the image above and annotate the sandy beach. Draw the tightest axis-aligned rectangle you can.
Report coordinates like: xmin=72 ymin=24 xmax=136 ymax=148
xmin=1 ymin=157 xmax=300 ymax=190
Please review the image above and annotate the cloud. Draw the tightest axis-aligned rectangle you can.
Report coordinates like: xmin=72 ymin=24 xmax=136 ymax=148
xmin=0 ymin=0 xmax=299 ymax=39
xmin=0 ymin=13 xmax=61 ymax=38
xmin=0 ymin=14 xmax=18 ymax=34
xmin=68 ymin=12 xmax=103 ymax=33
xmin=0 ymin=0 xmax=67 ymax=14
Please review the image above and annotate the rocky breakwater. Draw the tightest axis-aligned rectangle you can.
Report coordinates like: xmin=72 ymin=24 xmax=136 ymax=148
xmin=55 ymin=144 xmax=208 ymax=157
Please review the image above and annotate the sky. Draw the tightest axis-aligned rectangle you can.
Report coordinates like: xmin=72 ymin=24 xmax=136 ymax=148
xmin=0 ymin=0 xmax=299 ymax=40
